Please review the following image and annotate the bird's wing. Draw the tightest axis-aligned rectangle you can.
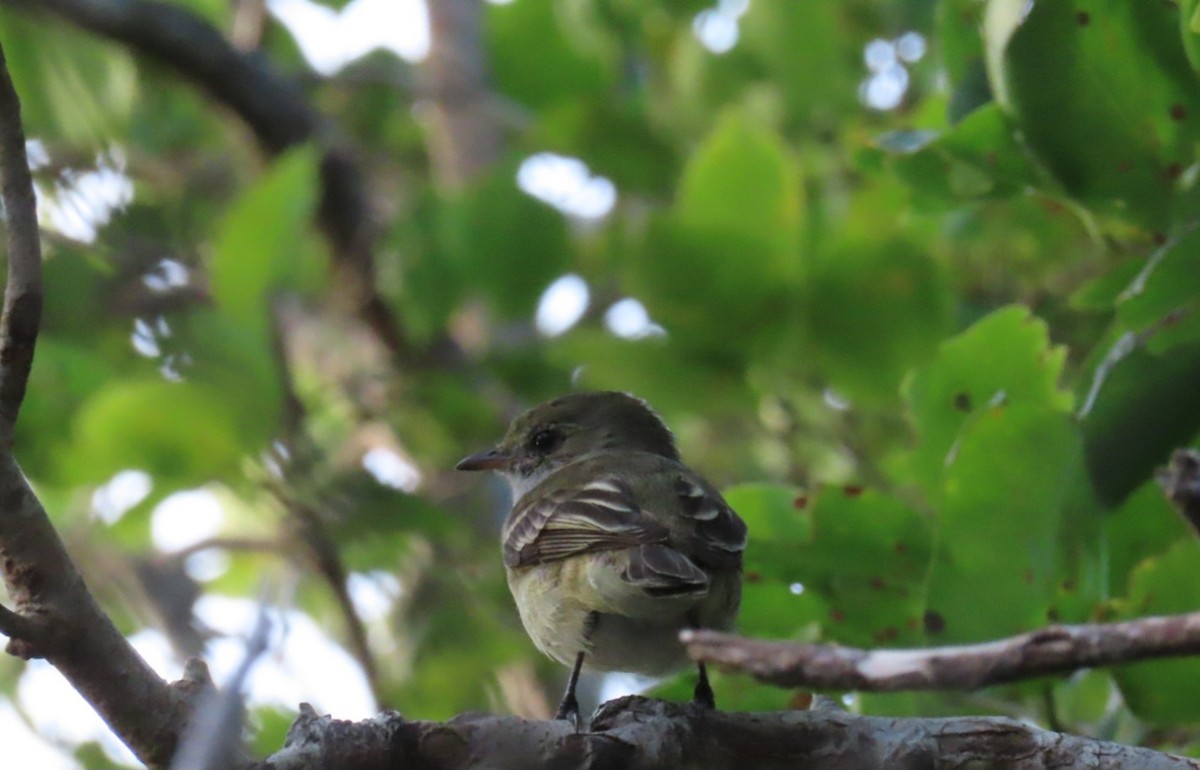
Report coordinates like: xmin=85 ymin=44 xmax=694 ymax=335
xmin=503 ymin=477 xmax=667 ymax=568
xmin=662 ymin=472 xmax=747 ymax=570
xmin=619 ymin=544 xmax=709 ymax=596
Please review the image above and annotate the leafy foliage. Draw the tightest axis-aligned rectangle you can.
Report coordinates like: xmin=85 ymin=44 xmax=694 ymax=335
xmin=4 ymin=0 xmax=1200 ymax=762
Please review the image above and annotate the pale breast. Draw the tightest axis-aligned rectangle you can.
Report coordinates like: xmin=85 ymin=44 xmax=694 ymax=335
xmin=507 ymin=555 xmax=741 ymax=676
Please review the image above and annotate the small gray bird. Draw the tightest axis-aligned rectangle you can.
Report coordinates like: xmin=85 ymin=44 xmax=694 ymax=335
xmin=457 ymin=391 xmax=746 ymax=726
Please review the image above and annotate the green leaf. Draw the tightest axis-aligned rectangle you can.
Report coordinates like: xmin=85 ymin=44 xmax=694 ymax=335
xmin=624 ymin=116 xmax=803 ymax=353
xmin=1116 ymin=226 xmax=1200 ymax=352
xmin=1103 ymin=479 xmax=1193 ymax=599
xmin=738 ymin=1 xmax=857 ymax=126
xmin=437 ymin=161 xmax=572 ymax=319
xmin=924 ymin=405 xmax=1084 ymax=642
xmin=546 ymin=329 xmax=753 ymax=415
xmin=805 ymin=237 xmax=951 ymax=403
xmin=0 ymin=10 xmax=136 ymax=145
xmin=889 ymin=103 xmax=1040 ymax=201
xmin=487 ymin=0 xmax=614 ymax=109
xmin=1179 ymin=0 xmax=1200 ymax=75
xmin=1112 ymin=540 xmax=1200 ymax=725
xmin=67 ymin=380 xmax=248 ymax=486
xmin=178 ymin=309 xmax=283 ymax=439
xmin=985 ymin=0 xmax=1200 ymax=230
xmin=210 ymin=146 xmax=323 ymax=328
xmin=726 ymin=483 xmax=932 ymax=648
xmin=724 ymin=482 xmax=809 ymax=547
xmin=1080 ymin=341 xmax=1200 ymax=506
xmin=905 ymin=306 xmax=1072 ymax=495
xmin=1069 ymin=258 xmax=1145 ymax=312
xmin=676 ymin=110 xmax=803 ymax=257
xmin=17 ymin=339 xmax=115 ymax=483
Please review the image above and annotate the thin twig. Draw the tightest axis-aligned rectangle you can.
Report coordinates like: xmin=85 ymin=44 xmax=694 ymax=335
xmin=170 ymin=584 xmax=275 ymax=770
xmin=683 ymin=611 xmax=1200 ymax=691
xmin=167 ymin=535 xmax=280 ymax=563
xmin=4 ymin=0 xmax=414 ymax=360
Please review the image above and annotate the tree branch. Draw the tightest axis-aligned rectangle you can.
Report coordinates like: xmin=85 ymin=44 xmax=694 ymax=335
xmin=683 ymin=611 xmax=1200 ymax=692
xmin=422 ymin=0 xmax=504 ymax=189
xmin=0 ymin=32 xmax=40 ymax=446
xmin=248 ymin=697 xmax=1199 ymax=770
xmin=2 ymin=0 xmax=411 ymax=359
xmin=0 ymin=34 xmax=209 ymax=767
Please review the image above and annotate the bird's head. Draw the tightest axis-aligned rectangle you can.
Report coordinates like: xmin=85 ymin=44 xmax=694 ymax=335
xmin=456 ymin=391 xmax=679 ymax=499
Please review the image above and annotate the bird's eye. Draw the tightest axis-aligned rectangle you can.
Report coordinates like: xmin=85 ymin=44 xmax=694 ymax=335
xmin=529 ymin=428 xmax=562 ymax=454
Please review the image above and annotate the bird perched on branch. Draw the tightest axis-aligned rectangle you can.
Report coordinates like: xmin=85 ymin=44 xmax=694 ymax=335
xmin=457 ymin=391 xmax=746 ymax=728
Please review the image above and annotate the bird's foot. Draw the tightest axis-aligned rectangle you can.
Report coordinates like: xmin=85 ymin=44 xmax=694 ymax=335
xmin=555 ymin=690 xmax=583 ymax=732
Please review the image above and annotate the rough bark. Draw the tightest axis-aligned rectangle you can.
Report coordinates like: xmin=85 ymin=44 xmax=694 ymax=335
xmin=249 ymin=697 xmax=1200 ymax=770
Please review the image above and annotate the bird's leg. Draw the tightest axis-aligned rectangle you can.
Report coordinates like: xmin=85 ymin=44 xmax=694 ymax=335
xmin=693 ymin=660 xmax=715 ymax=709
xmin=555 ymin=650 xmax=586 ymax=728
xmin=555 ymin=612 xmax=597 ymax=730
xmin=686 ymin=610 xmax=716 ymax=709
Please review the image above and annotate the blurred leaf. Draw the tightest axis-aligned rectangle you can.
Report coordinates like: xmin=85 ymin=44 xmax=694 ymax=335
xmin=210 ymin=146 xmax=323 ymax=328
xmin=547 ymin=329 xmax=752 ymax=415
xmin=676 ymin=110 xmax=803 ymax=256
xmin=1103 ymin=479 xmax=1192 ymax=599
xmin=649 ymin=666 xmax=788 ymax=712
xmin=1054 ymin=669 xmax=1115 ymax=727
xmin=1116 ymin=226 xmax=1200 ymax=352
xmin=1179 ymin=0 xmax=1200 ymax=75
xmin=738 ymin=1 xmax=857 ymax=126
xmin=806 ymin=237 xmax=951 ymax=403
xmin=1069 ymin=258 xmax=1144 ymax=312
xmin=0 ymin=9 xmax=136 ymax=145
xmin=1080 ymin=341 xmax=1200 ymax=506
xmin=531 ymin=101 xmax=680 ymax=193
xmin=17 ymin=339 xmax=116 ymax=483
xmin=888 ymin=104 xmax=1040 ymax=201
xmin=176 ymin=309 xmax=283 ymax=438
xmin=625 ymin=113 xmax=803 ymax=353
xmin=67 ymin=380 xmax=248 ymax=486
xmin=1112 ymin=540 xmax=1200 ymax=725
xmin=248 ymin=707 xmax=296 ymax=760
xmin=487 ymin=0 xmax=614 ymax=109
xmin=724 ymin=482 xmax=808 ymax=547
xmin=437 ymin=161 xmax=571 ymax=319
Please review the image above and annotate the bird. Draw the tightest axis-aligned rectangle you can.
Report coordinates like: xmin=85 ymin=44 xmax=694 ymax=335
xmin=457 ymin=391 xmax=746 ymax=728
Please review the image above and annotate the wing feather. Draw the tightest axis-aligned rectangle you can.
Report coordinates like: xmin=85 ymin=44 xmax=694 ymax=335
xmin=503 ymin=477 xmax=666 ymax=568
xmin=501 ymin=455 xmax=748 ymax=575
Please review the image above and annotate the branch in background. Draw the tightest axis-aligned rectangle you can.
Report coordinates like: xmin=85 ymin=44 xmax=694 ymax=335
xmin=422 ymin=0 xmax=505 ymax=190
xmin=170 ymin=594 xmax=273 ymax=770
xmin=683 ymin=611 xmax=1200 ymax=692
xmin=0 ymin=37 xmax=210 ymax=766
xmin=249 ymin=697 xmax=1199 ymax=770
xmin=1159 ymin=448 xmax=1200 ymax=537
xmin=282 ymin=492 xmax=383 ymax=708
xmin=2 ymin=0 xmax=412 ymax=360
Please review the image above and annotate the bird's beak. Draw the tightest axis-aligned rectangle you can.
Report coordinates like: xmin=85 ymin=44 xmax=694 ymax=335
xmin=455 ymin=447 xmax=511 ymax=471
